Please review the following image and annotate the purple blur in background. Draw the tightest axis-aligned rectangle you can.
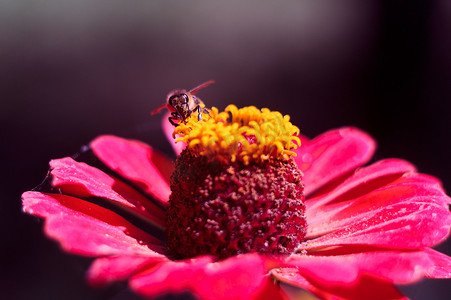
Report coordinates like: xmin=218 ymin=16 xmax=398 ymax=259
xmin=1 ymin=1 xmax=450 ymax=299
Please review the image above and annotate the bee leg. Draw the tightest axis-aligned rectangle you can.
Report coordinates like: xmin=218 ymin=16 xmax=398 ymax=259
xmin=196 ymin=105 xmax=203 ymax=121
xmin=168 ymin=116 xmax=179 ymax=127
xmin=202 ymin=107 xmax=211 ymax=117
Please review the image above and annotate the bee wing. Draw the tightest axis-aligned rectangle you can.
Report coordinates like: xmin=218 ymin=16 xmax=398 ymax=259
xmin=151 ymin=103 xmax=169 ymax=115
xmin=189 ymin=80 xmax=215 ymax=95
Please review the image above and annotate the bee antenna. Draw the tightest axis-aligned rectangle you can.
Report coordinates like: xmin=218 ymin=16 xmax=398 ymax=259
xmin=189 ymin=80 xmax=215 ymax=95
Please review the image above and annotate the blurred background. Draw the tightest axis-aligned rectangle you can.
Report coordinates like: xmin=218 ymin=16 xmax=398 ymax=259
xmin=1 ymin=0 xmax=450 ymax=299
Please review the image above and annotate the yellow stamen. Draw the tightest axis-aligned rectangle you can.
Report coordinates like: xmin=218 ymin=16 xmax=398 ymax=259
xmin=173 ymin=105 xmax=301 ymax=164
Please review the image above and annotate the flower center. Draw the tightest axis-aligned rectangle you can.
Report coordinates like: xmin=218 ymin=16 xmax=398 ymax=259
xmin=166 ymin=105 xmax=306 ymax=259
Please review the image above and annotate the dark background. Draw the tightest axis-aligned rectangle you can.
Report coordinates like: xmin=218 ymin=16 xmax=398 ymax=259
xmin=1 ymin=1 xmax=450 ymax=299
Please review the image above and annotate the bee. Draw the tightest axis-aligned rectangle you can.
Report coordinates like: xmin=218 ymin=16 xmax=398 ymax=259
xmin=151 ymin=80 xmax=214 ymax=127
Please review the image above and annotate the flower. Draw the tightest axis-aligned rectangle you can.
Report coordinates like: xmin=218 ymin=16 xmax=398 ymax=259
xmin=22 ymin=105 xmax=451 ymax=300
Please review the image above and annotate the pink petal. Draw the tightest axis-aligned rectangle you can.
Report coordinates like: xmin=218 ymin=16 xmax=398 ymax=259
xmin=273 ymin=269 xmax=342 ymax=300
xmin=306 ymin=158 xmax=416 ymax=214
xmin=294 ymin=127 xmax=376 ymax=196
xmin=162 ymin=111 xmax=186 ymax=156
xmin=90 ymin=135 xmax=173 ymax=205
xmin=130 ymin=256 xmax=213 ymax=298
xmin=423 ymin=248 xmax=451 ymax=278
xmin=272 ymin=268 xmax=407 ymax=300
xmin=302 ymin=173 xmax=451 ymax=250
xmin=130 ymin=253 xmax=270 ymax=300
xmin=87 ymin=255 xmax=168 ymax=287
xmin=22 ymin=191 xmax=165 ymax=257
xmin=50 ymin=157 xmax=165 ymax=229
xmin=284 ymin=250 xmax=434 ymax=287
xmin=254 ymin=277 xmax=288 ymax=300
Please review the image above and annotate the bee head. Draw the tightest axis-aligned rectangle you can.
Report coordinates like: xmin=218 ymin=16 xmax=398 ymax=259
xmin=167 ymin=89 xmax=190 ymax=106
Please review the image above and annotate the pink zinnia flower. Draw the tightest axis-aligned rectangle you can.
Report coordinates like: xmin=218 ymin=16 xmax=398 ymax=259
xmin=22 ymin=104 xmax=451 ymax=300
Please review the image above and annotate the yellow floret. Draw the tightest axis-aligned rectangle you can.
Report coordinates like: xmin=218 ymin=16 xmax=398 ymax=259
xmin=173 ymin=105 xmax=301 ymax=164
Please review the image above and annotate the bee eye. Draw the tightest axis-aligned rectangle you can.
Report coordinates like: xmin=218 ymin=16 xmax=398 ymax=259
xmin=182 ymin=94 xmax=189 ymax=103
xmin=169 ymin=95 xmax=178 ymax=106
